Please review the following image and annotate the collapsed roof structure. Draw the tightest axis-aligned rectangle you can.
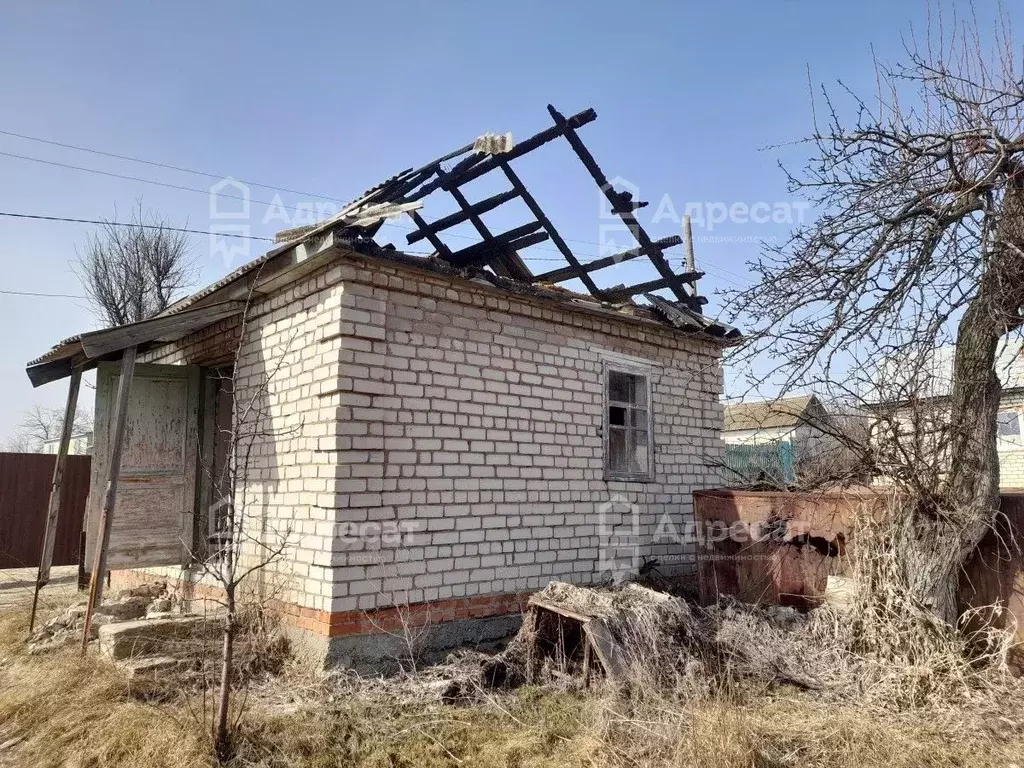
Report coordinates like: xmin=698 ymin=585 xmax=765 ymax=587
xmin=27 ymin=103 xmax=739 ymax=388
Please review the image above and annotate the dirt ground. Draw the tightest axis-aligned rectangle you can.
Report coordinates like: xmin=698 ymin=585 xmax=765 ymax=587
xmin=0 ymin=567 xmax=77 ymax=608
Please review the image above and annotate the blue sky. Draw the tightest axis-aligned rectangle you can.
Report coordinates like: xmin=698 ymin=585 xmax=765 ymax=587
xmin=0 ymin=0 xmax=987 ymax=438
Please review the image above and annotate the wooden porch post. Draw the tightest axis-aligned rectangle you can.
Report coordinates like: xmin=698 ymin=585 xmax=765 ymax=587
xmin=81 ymin=346 xmax=137 ymax=651
xmin=29 ymin=367 xmax=82 ymax=633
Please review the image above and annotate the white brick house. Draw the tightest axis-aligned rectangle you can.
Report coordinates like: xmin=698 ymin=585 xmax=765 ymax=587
xmin=869 ymin=341 xmax=1024 ymax=490
xmin=25 ymin=107 xmax=740 ymax=667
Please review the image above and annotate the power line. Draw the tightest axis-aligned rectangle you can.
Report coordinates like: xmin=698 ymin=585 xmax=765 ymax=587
xmin=0 ymin=288 xmax=86 ymax=299
xmin=0 ymin=128 xmax=342 ymax=202
xmin=1 ymin=209 xmax=756 ymax=283
xmin=0 ymin=145 xmax=755 ymax=284
xmin=0 ymin=211 xmax=274 ymax=240
xmin=0 ymin=150 xmax=311 ymax=213
xmin=0 ymin=127 xmax=766 ymax=277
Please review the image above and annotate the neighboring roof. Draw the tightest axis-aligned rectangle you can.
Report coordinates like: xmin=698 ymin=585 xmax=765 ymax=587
xmin=26 ymin=104 xmax=742 ymax=387
xmin=724 ymin=395 xmax=821 ymax=432
xmin=866 ymin=340 xmax=1024 ymax=406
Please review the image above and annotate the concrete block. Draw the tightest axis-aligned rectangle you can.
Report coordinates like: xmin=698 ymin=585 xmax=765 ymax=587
xmin=98 ymin=616 xmax=221 ymax=661
xmin=118 ymin=655 xmax=180 ymax=680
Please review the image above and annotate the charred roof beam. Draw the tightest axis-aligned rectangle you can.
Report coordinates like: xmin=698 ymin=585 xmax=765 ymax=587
xmin=603 ymin=273 xmax=706 ymax=304
xmin=447 ymin=222 xmax=548 ymax=268
xmin=547 ymin=103 xmax=703 ymax=312
xmin=533 ymin=235 xmax=683 ymax=285
xmin=498 ymin=161 xmax=605 ymax=298
xmin=406 ymin=189 xmax=520 ymax=245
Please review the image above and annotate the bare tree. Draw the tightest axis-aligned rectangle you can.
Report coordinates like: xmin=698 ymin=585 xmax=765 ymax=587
xmin=728 ymin=7 xmax=1024 ymax=620
xmin=186 ymin=282 xmax=297 ymax=761
xmin=75 ymin=199 xmax=197 ymax=326
xmin=5 ymin=404 xmax=93 ymax=452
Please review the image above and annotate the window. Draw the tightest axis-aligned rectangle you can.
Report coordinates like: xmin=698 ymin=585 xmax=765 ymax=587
xmin=605 ymin=366 xmax=653 ymax=480
xmin=997 ymin=410 xmax=1023 ymax=446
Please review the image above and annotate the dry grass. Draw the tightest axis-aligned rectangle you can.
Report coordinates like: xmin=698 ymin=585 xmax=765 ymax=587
xmin=3 ymin=586 xmax=1024 ymax=767
xmin=0 ymin=603 xmax=207 ymax=768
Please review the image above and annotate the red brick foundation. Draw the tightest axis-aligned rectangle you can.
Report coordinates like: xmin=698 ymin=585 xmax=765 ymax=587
xmin=109 ymin=569 xmax=531 ymax=639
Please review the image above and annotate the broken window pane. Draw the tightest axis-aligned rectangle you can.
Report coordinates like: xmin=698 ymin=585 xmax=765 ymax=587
xmin=605 ymin=367 xmax=652 ymax=479
xmin=608 ymin=370 xmax=631 ymax=403
xmin=998 ymin=411 xmax=1022 ymax=441
xmin=609 ymin=405 xmax=626 ymax=427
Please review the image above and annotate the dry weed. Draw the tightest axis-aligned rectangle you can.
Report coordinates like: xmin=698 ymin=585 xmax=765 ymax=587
xmin=2 ymin=541 xmax=1024 ymax=768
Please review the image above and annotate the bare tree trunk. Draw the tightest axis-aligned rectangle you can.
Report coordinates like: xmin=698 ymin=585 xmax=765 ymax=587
xmin=923 ymin=179 xmax=1024 ymax=620
xmin=214 ymin=589 xmax=235 ymax=762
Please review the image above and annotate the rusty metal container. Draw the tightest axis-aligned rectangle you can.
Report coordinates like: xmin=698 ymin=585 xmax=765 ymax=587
xmin=694 ymin=488 xmax=1024 ymax=670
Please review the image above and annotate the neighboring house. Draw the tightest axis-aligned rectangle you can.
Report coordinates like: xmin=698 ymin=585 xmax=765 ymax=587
xmin=869 ymin=341 xmax=1024 ymax=489
xmin=25 ymin=106 xmax=740 ymax=669
xmin=722 ymin=395 xmax=841 ymax=484
xmin=41 ymin=431 xmax=93 ymax=456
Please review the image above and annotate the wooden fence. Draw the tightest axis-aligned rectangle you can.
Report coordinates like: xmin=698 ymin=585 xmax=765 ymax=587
xmin=0 ymin=452 xmax=91 ymax=569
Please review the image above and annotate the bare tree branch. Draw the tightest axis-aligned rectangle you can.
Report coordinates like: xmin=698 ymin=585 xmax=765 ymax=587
xmin=74 ymin=198 xmax=197 ymax=327
xmin=726 ymin=4 xmax=1024 ymax=621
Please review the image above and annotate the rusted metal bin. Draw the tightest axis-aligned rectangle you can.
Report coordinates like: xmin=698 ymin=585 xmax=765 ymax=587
xmin=960 ymin=492 xmax=1024 ymax=671
xmin=694 ymin=488 xmax=1024 ymax=669
xmin=693 ymin=489 xmax=879 ymax=608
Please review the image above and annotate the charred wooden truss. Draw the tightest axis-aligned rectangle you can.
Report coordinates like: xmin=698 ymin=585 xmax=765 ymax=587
xmin=343 ymin=104 xmax=707 ymax=314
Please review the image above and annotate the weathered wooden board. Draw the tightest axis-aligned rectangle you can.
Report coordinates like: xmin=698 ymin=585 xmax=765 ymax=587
xmin=86 ymin=363 xmax=200 ymax=570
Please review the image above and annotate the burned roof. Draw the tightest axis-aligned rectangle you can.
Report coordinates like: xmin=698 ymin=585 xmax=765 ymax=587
xmin=27 ymin=104 xmax=740 ymax=387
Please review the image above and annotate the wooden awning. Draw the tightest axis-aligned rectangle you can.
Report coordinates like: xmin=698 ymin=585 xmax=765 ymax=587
xmin=25 ymin=300 xmax=244 ymax=388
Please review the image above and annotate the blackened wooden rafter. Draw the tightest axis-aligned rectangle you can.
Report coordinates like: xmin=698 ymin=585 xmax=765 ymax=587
xmin=447 ymin=222 xmax=548 ymax=268
xmin=603 ymin=273 xmax=704 ymax=304
xmin=348 ymin=104 xmax=706 ymax=310
xmin=406 ymin=189 xmax=520 ymax=245
xmin=405 ymin=109 xmax=599 ymax=204
xmin=533 ymin=235 xmax=683 ymax=284
xmin=406 ymin=209 xmax=455 ymax=261
xmin=498 ymin=161 xmax=605 ymax=298
xmin=434 ymin=166 xmax=534 ymax=281
xmin=546 ymin=104 xmax=703 ymax=311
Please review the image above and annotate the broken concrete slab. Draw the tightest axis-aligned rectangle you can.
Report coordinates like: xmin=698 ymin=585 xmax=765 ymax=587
xmin=98 ymin=616 xmax=221 ymax=661
xmin=95 ymin=595 xmax=151 ymax=621
xmin=118 ymin=655 xmax=180 ymax=681
xmin=114 ymin=582 xmax=166 ymax=601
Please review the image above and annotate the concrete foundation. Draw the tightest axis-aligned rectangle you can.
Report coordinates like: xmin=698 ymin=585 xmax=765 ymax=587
xmin=288 ymin=612 xmax=523 ymax=674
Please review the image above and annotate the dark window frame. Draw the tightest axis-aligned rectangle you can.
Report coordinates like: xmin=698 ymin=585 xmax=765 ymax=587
xmin=997 ymin=409 xmax=1023 ymax=445
xmin=603 ymin=360 xmax=655 ymax=482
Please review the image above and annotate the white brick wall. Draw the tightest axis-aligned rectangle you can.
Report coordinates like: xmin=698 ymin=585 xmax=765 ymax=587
xmin=133 ymin=252 xmax=728 ymax=618
xmin=321 ymin=255 xmax=726 ymax=614
xmin=881 ymin=389 xmax=1024 ymax=490
xmin=998 ymin=391 xmax=1024 ymax=489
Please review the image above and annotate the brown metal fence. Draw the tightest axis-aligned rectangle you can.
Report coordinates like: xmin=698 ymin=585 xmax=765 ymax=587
xmin=0 ymin=452 xmax=90 ymax=569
